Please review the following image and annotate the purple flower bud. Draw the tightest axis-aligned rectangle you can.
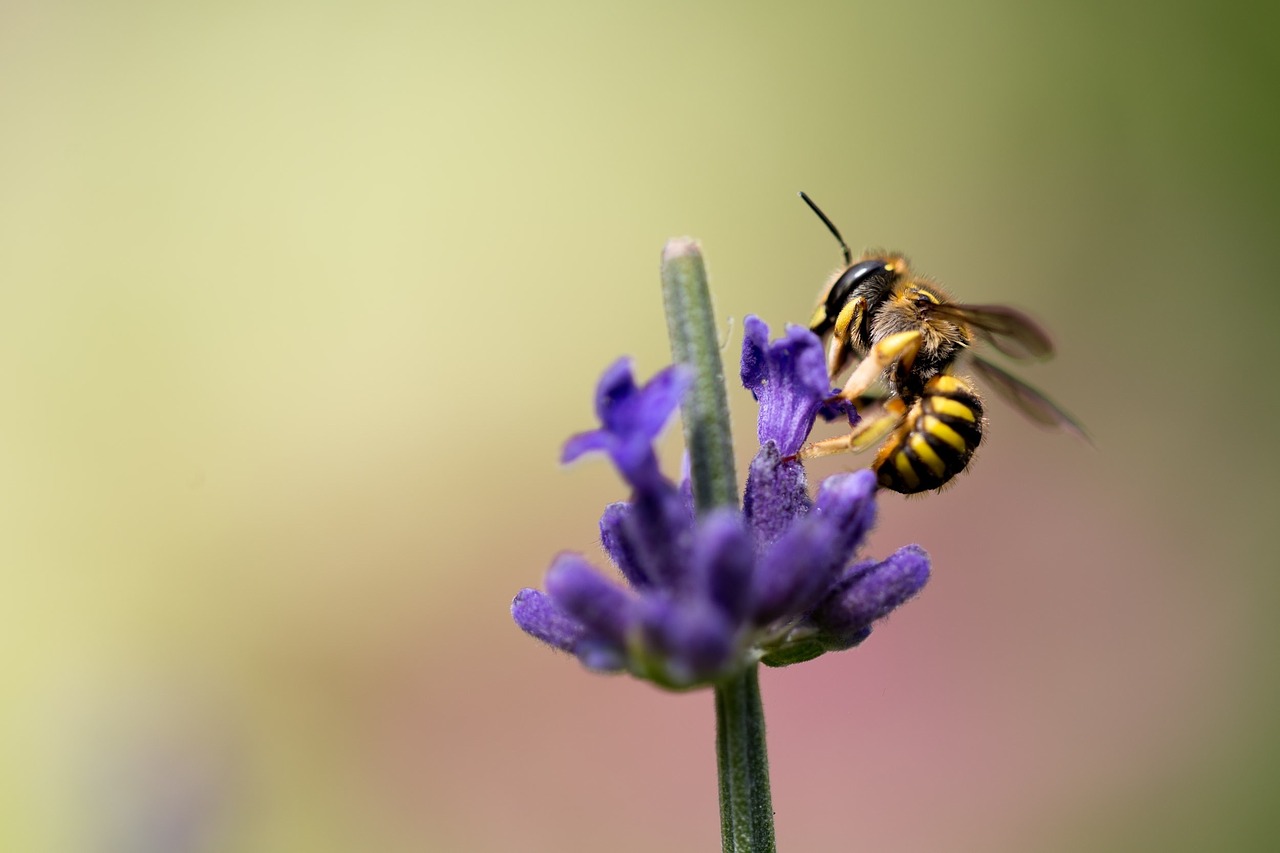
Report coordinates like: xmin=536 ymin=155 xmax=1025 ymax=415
xmin=511 ymin=588 xmax=584 ymax=654
xmin=638 ymin=596 xmax=738 ymax=687
xmin=545 ymin=553 xmax=636 ymax=649
xmin=743 ymin=441 xmax=811 ymax=549
xmin=810 ymin=545 xmax=931 ymax=649
xmin=749 ymin=470 xmax=877 ymax=625
xmin=574 ymin=638 xmax=629 ymax=672
xmin=599 ymin=502 xmax=649 ymax=588
xmin=690 ymin=509 xmax=754 ymax=623
xmin=749 ymin=515 xmax=841 ymax=627
xmin=811 ymin=470 xmax=878 ymax=558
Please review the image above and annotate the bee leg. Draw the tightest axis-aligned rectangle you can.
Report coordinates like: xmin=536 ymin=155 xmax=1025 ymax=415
xmin=793 ymin=399 xmax=907 ymax=461
xmin=851 ymin=388 xmax=889 ymax=407
xmin=826 ymin=298 xmax=865 ymax=378
xmin=826 ymin=336 xmax=850 ymax=382
xmin=836 ymin=330 xmax=922 ymax=401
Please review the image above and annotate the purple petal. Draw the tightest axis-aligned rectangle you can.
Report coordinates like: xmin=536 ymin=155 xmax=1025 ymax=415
xmin=690 ymin=509 xmax=755 ymax=622
xmin=810 ymin=545 xmax=931 ymax=648
xmin=562 ymin=429 xmax=662 ymax=491
xmin=817 ymin=392 xmax=860 ymax=425
xmin=603 ymin=362 xmax=690 ymax=439
xmin=638 ymin=596 xmax=737 ymax=686
xmin=593 ymin=357 xmax=641 ymax=424
xmin=562 ymin=359 xmax=691 ymax=488
xmin=545 ymin=553 xmax=636 ymax=647
xmin=740 ymin=316 xmax=832 ymax=456
xmin=743 ymin=441 xmax=812 ymax=549
xmin=561 ymin=429 xmax=611 ymax=465
xmin=511 ymin=588 xmax=585 ymax=653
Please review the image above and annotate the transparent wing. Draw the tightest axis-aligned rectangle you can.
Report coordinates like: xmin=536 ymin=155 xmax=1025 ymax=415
xmin=930 ymin=303 xmax=1054 ymax=360
xmin=967 ymin=354 xmax=1091 ymax=443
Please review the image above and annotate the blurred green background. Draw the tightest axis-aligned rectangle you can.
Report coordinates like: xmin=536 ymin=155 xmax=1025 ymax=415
xmin=3 ymin=1 xmax=1278 ymax=851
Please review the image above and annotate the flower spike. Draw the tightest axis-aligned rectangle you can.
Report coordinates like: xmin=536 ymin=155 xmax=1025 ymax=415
xmin=514 ymin=319 xmax=930 ymax=689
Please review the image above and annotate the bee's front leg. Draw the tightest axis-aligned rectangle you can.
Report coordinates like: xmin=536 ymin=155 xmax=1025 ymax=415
xmin=824 ymin=296 xmax=865 ymax=378
xmin=836 ymin=330 xmax=922 ymax=401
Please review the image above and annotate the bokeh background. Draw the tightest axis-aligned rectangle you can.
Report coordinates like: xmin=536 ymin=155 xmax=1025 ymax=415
xmin=3 ymin=1 xmax=1278 ymax=851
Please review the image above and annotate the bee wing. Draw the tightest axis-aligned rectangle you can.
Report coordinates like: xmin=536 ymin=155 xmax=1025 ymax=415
xmin=930 ymin=303 xmax=1054 ymax=360
xmin=967 ymin=354 xmax=1091 ymax=443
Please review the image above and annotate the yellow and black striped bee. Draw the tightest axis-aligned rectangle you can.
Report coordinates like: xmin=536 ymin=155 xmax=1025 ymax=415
xmin=793 ymin=192 xmax=1086 ymax=494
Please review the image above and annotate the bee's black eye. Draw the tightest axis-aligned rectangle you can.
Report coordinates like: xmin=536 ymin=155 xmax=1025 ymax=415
xmin=827 ymin=260 xmax=891 ymax=311
xmin=846 ymin=260 xmax=891 ymax=284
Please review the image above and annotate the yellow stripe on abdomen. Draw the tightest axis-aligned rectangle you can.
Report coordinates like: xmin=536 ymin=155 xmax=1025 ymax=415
xmin=929 ymin=396 xmax=976 ymax=423
xmin=921 ymin=415 xmax=967 ymax=453
xmin=893 ymin=451 xmax=921 ymax=490
xmin=908 ymin=434 xmax=946 ymax=477
xmin=929 ymin=375 xmax=965 ymax=396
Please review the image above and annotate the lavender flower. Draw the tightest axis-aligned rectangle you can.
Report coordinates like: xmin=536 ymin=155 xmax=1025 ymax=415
xmin=512 ymin=316 xmax=929 ymax=689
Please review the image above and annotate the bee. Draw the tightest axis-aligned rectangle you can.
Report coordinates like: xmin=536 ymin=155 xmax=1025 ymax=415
xmin=793 ymin=192 xmax=1086 ymax=494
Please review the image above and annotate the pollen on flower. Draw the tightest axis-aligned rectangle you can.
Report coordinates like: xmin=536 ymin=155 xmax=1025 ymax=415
xmin=511 ymin=317 xmax=929 ymax=689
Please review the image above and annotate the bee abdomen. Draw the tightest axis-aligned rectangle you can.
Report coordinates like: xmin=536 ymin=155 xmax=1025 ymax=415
xmin=874 ymin=375 xmax=984 ymax=494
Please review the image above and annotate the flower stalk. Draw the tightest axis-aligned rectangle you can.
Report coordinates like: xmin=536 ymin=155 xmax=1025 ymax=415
xmin=661 ymin=238 xmax=739 ymax=511
xmin=661 ymin=239 xmax=776 ymax=853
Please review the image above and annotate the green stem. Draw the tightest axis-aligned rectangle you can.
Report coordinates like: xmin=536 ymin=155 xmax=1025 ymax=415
xmin=660 ymin=238 xmax=776 ymax=853
xmin=716 ymin=666 xmax=776 ymax=853
xmin=661 ymin=238 xmax=738 ymax=511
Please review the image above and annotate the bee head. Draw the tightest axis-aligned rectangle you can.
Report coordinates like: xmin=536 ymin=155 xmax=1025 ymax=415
xmin=809 ymin=257 xmax=902 ymax=336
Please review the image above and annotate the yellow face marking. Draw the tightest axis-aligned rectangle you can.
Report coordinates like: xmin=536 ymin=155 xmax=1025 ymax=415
xmin=808 ymin=305 xmax=828 ymax=330
xmin=893 ymin=451 xmax=921 ymax=489
xmin=909 ymin=434 xmax=946 ymax=477
xmin=922 ymin=415 xmax=967 ymax=453
xmin=929 ymin=375 xmax=964 ymax=395
xmin=930 ymin=396 xmax=976 ymax=422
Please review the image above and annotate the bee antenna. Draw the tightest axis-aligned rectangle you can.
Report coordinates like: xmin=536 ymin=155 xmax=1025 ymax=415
xmin=798 ymin=191 xmax=852 ymax=267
